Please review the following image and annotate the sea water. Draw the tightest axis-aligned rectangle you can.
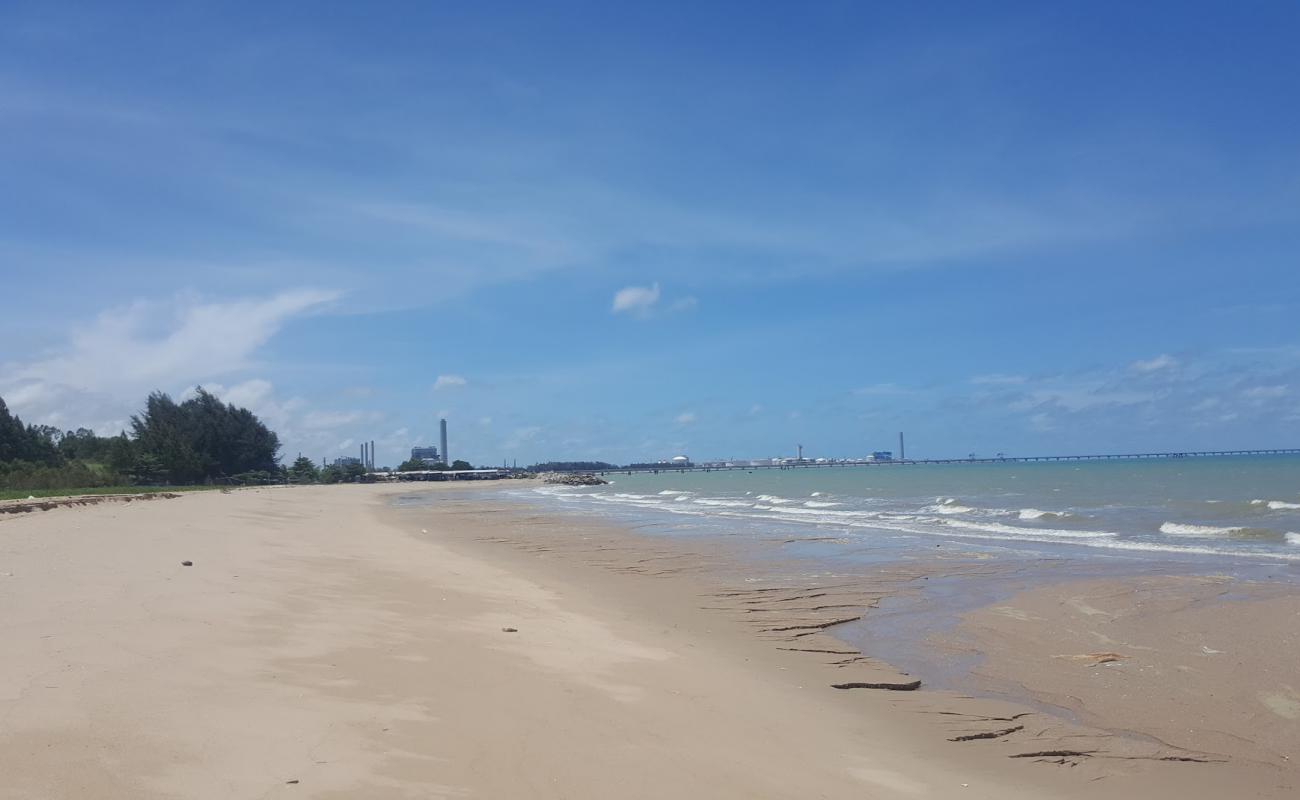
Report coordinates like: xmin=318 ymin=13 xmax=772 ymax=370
xmin=511 ymin=455 xmax=1300 ymax=565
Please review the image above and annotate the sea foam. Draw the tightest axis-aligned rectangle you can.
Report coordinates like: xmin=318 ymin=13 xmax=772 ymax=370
xmin=1160 ymin=522 xmax=1245 ymax=537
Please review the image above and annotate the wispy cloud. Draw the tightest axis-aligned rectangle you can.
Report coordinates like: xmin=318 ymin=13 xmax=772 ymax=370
xmin=1131 ymin=354 xmax=1178 ymax=373
xmin=3 ymin=289 xmax=337 ymax=399
xmin=612 ymin=283 xmax=661 ymax=315
xmin=0 ymin=288 xmax=338 ymax=442
xmin=433 ymin=374 xmax=468 ymax=390
xmin=675 ymin=411 xmax=697 ymax=425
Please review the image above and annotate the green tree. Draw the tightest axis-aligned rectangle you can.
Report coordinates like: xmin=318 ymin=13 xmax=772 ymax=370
xmin=57 ymin=427 xmax=116 ymax=462
xmin=130 ymin=388 xmax=280 ymax=483
xmin=0 ymin=398 xmax=61 ymax=466
xmin=397 ymin=458 xmax=429 ymax=472
xmin=450 ymin=459 xmax=473 ymax=471
xmin=289 ymin=456 xmax=320 ymax=483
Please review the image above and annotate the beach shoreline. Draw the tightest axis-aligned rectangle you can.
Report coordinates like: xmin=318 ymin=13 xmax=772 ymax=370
xmin=444 ymin=481 xmax=1300 ymax=782
xmin=0 ymin=483 xmax=1293 ymax=798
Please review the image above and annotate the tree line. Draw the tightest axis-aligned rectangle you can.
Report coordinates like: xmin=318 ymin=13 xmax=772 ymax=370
xmin=1 ymin=389 xmax=280 ymax=491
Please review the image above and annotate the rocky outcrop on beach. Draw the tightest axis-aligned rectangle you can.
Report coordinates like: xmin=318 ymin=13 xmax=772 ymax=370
xmin=540 ymin=472 xmax=609 ymax=486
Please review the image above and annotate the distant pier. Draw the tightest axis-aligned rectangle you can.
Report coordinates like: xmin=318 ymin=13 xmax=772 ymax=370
xmin=588 ymin=448 xmax=1300 ymax=476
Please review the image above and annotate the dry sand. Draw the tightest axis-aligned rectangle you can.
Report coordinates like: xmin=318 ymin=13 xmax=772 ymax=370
xmin=0 ymin=483 xmax=1293 ymax=798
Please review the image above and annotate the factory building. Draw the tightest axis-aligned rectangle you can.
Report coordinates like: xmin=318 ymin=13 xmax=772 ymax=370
xmin=411 ymin=446 xmax=442 ymax=465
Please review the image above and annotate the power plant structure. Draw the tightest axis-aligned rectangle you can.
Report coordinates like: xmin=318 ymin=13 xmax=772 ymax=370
xmin=899 ymin=432 xmax=906 ymax=462
xmin=440 ymin=418 xmax=449 ymax=467
xmin=358 ymin=440 xmax=376 ymax=471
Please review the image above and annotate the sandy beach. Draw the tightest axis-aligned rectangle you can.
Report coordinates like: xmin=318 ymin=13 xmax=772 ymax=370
xmin=1 ymin=483 xmax=1294 ymax=798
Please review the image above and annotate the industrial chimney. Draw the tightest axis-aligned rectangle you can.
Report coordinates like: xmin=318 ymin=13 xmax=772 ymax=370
xmin=440 ymin=418 xmax=449 ymax=466
xmin=899 ymin=432 xmax=905 ymax=462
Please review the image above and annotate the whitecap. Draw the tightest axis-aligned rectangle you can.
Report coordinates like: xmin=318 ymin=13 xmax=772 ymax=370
xmin=1267 ymin=501 xmax=1300 ymax=510
xmin=1160 ymin=522 xmax=1245 ymax=537
xmin=756 ymin=494 xmax=795 ymax=504
xmin=939 ymin=517 xmax=1116 ymax=540
xmin=693 ymin=498 xmax=753 ymax=508
xmin=928 ymin=503 xmax=976 ymax=515
xmin=804 ymin=500 xmax=843 ymax=508
xmin=1287 ymin=533 xmax=1300 ymax=546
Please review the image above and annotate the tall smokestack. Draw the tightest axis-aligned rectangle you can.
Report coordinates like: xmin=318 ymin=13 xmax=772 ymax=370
xmin=440 ymin=418 xmax=449 ymax=466
xmin=899 ymin=432 xmax=905 ymax=462
xmin=797 ymin=444 xmax=803 ymax=461
xmin=370 ymin=440 xmax=375 ymax=470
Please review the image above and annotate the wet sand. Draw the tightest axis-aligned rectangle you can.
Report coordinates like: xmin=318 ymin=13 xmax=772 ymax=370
xmin=941 ymin=574 xmax=1300 ymax=768
xmin=0 ymin=482 xmax=1294 ymax=798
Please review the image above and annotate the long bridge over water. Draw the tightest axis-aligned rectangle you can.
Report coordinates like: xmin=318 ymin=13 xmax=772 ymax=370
xmin=589 ymin=448 xmax=1300 ymax=475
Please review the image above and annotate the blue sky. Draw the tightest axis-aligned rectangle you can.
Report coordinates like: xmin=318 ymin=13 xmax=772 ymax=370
xmin=3 ymin=1 xmax=1300 ymax=466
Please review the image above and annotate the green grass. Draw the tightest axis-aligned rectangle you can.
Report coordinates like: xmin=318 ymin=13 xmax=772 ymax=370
xmin=0 ymin=485 xmax=229 ymax=502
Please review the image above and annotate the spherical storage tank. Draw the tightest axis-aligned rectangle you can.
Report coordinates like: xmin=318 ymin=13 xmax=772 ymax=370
xmin=671 ymin=455 xmax=690 ymax=464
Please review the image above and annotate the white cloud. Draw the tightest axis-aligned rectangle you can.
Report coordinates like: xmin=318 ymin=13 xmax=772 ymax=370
xmin=433 ymin=374 xmax=468 ymax=390
xmin=1131 ymin=354 xmax=1178 ymax=373
xmin=612 ymin=283 xmax=661 ymax=315
xmin=669 ymin=296 xmax=699 ymax=313
xmin=0 ymin=289 xmax=337 ymax=435
xmin=675 ymin=411 xmax=697 ymax=425
xmin=200 ymin=380 xmax=306 ymax=436
xmin=217 ymin=378 xmax=274 ymax=409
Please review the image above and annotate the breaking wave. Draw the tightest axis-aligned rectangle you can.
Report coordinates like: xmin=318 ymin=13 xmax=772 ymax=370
xmin=1160 ymin=522 xmax=1244 ymax=537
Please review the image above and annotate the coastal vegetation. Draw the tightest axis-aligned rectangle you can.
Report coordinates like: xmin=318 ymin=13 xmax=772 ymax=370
xmin=0 ymin=389 xmax=282 ymax=493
